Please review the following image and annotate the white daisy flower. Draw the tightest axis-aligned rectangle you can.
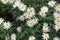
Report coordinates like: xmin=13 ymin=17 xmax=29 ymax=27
xmin=18 ymin=3 xmax=26 ymax=11
xmin=48 ymin=1 xmax=56 ymax=7
xmin=19 ymin=15 xmax=25 ymax=21
xmin=29 ymin=12 xmax=35 ymax=17
xmin=3 ymin=22 xmax=11 ymax=29
xmin=42 ymin=33 xmax=49 ymax=40
xmin=29 ymin=36 xmax=35 ymax=40
xmin=26 ymin=7 xmax=35 ymax=17
xmin=23 ymin=13 xmax=32 ymax=19
xmin=42 ymin=23 xmax=49 ymax=32
xmin=54 ymin=23 xmax=60 ymax=31
xmin=53 ymin=37 xmax=59 ymax=40
xmin=27 ymin=20 xmax=34 ymax=27
xmin=1 ymin=0 xmax=9 ymax=4
xmin=41 ymin=6 xmax=48 ymax=12
xmin=27 ymin=7 xmax=35 ymax=14
xmin=53 ymin=12 xmax=60 ymax=20
xmin=13 ymin=0 xmax=21 ymax=8
xmin=9 ymin=0 xmax=14 ymax=4
xmin=17 ymin=27 xmax=22 ymax=32
xmin=0 ymin=18 xmax=4 ymax=25
xmin=11 ymin=33 xmax=16 ymax=40
xmin=32 ymin=18 xmax=39 ymax=25
xmin=55 ymin=4 xmax=60 ymax=11
xmin=39 ymin=11 xmax=46 ymax=17
xmin=57 ymin=15 xmax=60 ymax=20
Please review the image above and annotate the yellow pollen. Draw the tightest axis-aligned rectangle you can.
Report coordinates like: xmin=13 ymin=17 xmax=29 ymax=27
xmin=21 ymin=6 xmax=24 ymax=9
xmin=30 ymin=22 xmax=32 ymax=25
xmin=5 ymin=23 xmax=9 ymax=26
xmin=30 ymin=9 xmax=32 ymax=12
xmin=58 ymin=16 xmax=60 ymax=19
xmin=44 ymin=25 xmax=47 ymax=29
xmin=31 ymin=38 xmax=34 ymax=40
xmin=57 ymin=6 xmax=60 ymax=9
xmin=4 ymin=0 xmax=6 ymax=2
xmin=58 ymin=25 xmax=60 ymax=28
xmin=45 ymin=35 xmax=48 ymax=38
xmin=34 ymin=19 xmax=36 ymax=22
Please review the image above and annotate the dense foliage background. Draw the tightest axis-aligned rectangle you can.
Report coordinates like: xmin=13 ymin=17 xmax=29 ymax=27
xmin=0 ymin=0 xmax=60 ymax=40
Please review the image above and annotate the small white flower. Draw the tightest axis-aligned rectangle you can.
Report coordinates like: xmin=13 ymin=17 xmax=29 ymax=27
xmin=11 ymin=34 xmax=16 ymax=40
xmin=29 ymin=36 xmax=35 ymax=40
xmin=41 ymin=6 xmax=48 ymax=12
xmin=13 ymin=0 xmax=21 ymax=8
xmin=32 ymin=18 xmax=39 ymax=25
xmin=54 ymin=23 xmax=60 ymax=31
xmin=53 ymin=12 xmax=60 ymax=20
xmin=3 ymin=22 xmax=11 ymax=29
xmin=42 ymin=23 xmax=49 ymax=32
xmin=29 ymin=12 xmax=35 ymax=17
xmin=53 ymin=37 xmax=59 ymax=40
xmin=17 ymin=27 xmax=22 ymax=32
xmin=26 ymin=7 xmax=36 ymax=18
xmin=23 ymin=13 xmax=32 ymax=19
xmin=9 ymin=0 xmax=14 ymax=3
xmin=55 ymin=4 xmax=60 ymax=11
xmin=1 ymin=0 xmax=9 ymax=4
xmin=42 ymin=33 xmax=49 ymax=40
xmin=39 ymin=11 xmax=46 ymax=17
xmin=18 ymin=3 xmax=26 ymax=11
xmin=48 ymin=1 xmax=56 ymax=7
xmin=27 ymin=20 xmax=34 ymax=27
xmin=0 ymin=18 xmax=4 ymax=25
xmin=27 ymin=7 xmax=35 ymax=14
xmin=19 ymin=15 xmax=25 ymax=21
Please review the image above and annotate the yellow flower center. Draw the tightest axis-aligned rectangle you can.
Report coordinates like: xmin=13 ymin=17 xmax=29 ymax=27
xmin=58 ymin=25 xmax=60 ymax=28
xmin=51 ymin=2 xmax=54 ymax=5
xmin=11 ymin=36 xmax=15 ymax=38
xmin=21 ymin=6 xmax=24 ymax=9
xmin=43 ymin=25 xmax=47 ymax=29
xmin=4 ymin=0 xmax=6 ymax=2
xmin=45 ymin=35 xmax=48 ymax=38
xmin=27 ymin=15 xmax=30 ymax=18
xmin=5 ymin=23 xmax=9 ymax=26
xmin=43 ymin=9 xmax=46 ymax=12
xmin=42 ymin=12 xmax=45 ymax=16
xmin=31 ymin=38 xmax=34 ymax=40
xmin=57 ymin=5 xmax=60 ymax=9
xmin=29 ymin=22 xmax=32 ymax=25
xmin=17 ymin=28 xmax=20 ymax=30
xmin=57 ymin=16 xmax=60 ymax=19
xmin=33 ymin=19 xmax=37 ymax=22
xmin=30 ymin=9 xmax=33 ymax=12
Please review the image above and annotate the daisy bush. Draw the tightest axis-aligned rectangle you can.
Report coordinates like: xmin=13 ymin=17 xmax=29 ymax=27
xmin=0 ymin=0 xmax=60 ymax=40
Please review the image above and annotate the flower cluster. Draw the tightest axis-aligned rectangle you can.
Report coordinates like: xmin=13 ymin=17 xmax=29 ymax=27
xmin=41 ymin=0 xmax=56 ymax=40
xmin=0 ymin=18 xmax=11 ymax=29
xmin=42 ymin=23 xmax=49 ymax=40
xmin=39 ymin=6 xmax=48 ymax=17
xmin=54 ymin=6 xmax=60 ymax=31
xmin=0 ymin=0 xmax=60 ymax=40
